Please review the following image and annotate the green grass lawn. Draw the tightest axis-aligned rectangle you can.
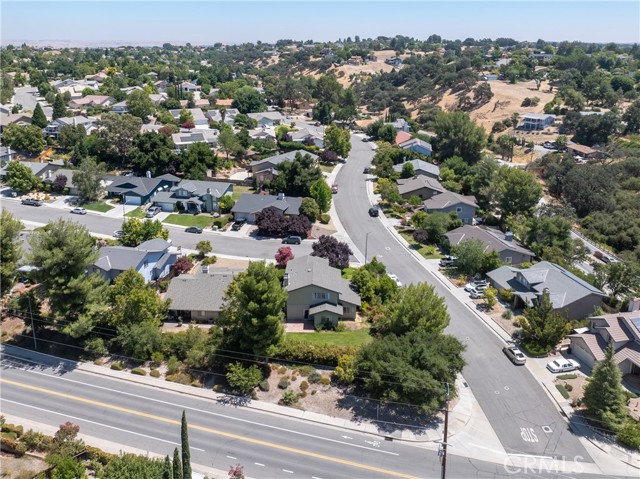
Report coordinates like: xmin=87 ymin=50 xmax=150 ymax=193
xmin=232 ymin=185 xmax=255 ymax=201
xmin=288 ymin=328 xmax=372 ymax=347
xmin=82 ymin=202 xmax=114 ymax=213
xmin=398 ymin=230 xmax=444 ymax=259
xmin=319 ymin=162 xmax=336 ymax=174
xmin=163 ymin=214 xmax=215 ymax=228
xmin=125 ymin=207 xmax=146 ymax=218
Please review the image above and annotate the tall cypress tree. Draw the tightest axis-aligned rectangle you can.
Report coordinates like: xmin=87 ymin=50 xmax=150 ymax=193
xmin=172 ymin=447 xmax=183 ymax=479
xmin=163 ymin=455 xmax=173 ymax=479
xmin=181 ymin=410 xmax=192 ymax=479
xmin=53 ymin=94 xmax=66 ymax=120
xmin=32 ymin=103 xmax=48 ymax=128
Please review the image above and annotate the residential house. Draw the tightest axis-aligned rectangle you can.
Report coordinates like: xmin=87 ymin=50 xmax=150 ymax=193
xmin=52 ymin=79 xmax=99 ymax=99
xmin=84 ymin=71 xmax=109 ymax=83
xmin=284 ymin=255 xmax=361 ymax=327
xmin=0 ymin=112 xmax=32 ymax=132
xmin=111 ymin=101 xmax=129 ymax=114
xmin=528 ymin=53 xmax=555 ymax=61
xmin=168 ymin=108 xmax=209 ymax=128
xmin=248 ymin=126 xmax=277 ymax=142
xmin=43 ymin=168 xmax=82 ymax=196
xmin=206 ymin=108 xmax=240 ymax=126
xmin=165 ymin=271 xmax=234 ymax=322
xmin=423 ymin=190 xmax=478 ymax=224
xmin=154 ymin=80 xmax=170 ymax=93
xmin=288 ymin=126 xmax=324 ymax=148
xmin=171 ymin=129 xmax=219 ymax=150
xmin=149 ymin=93 xmax=168 ymax=106
xmin=521 ymin=114 xmax=556 ymax=131
xmin=399 ymin=138 xmax=433 ymax=157
xmin=388 ymin=118 xmax=410 ymax=132
xmin=249 ymin=150 xmax=318 ymax=184
xmin=106 ymin=174 xmax=180 ymax=206
xmin=247 ymin=111 xmax=286 ymax=127
xmin=152 ymin=179 xmax=233 ymax=213
xmin=394 ymin=131 xmax=412 ymax=145
xmin=0 ymin=146 xmax=15 ymax=163
xmin=120 ymin=86 xmax=144 ymax=95
xmin=231 ymin=193 xmax=302 ymax=223
xmin=486 ymin=261 xmax=606 ymax=320
xmin=567 ymin=143 xmax=600 ymax=160
xmin=141 ymin=124 xmax=164 ymax=134
xmin=69 ymin=95 xmax=114 ymax=109
xmin=179 ymin=81 xmax=201 ymax=93
xmin=397 ymin=175 xmax=445 ymax=200
xmin=0 ymin=160 xmax=63 ymax=181
xmin=393 ymin=160 xmax=438 ymax=181
xmin=43 ymin=116 xmax=98 ymax=139
xmin=444 ymin=225 xmax=535 ymax=265
xmin=92 ymin=238 xmax=178 ymax=283
xmin=569 ymin=312 xmax=640 ymax=377
xmin=346 ymin=56 xmax=363 ymax=65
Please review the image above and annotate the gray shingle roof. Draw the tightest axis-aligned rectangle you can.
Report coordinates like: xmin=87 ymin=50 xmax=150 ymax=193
xmin=397 ymin=176 xmax=444 ymax=196
xmin=423 ymin=190 xmax=478 ymax=209
xmin=398 ymin=138 xmax=432 ymax=152
xmin=249 ymin=150 xmax=318 ymax=168
xmin=392 ymin=159 xmax=439 ymax=177
xmin=444 ymin=225 xmax=534 ymax=256
xmin=107 ymin=176 xmax=163 ymax=197
xmin=231 ymin=194 xmax=302 ymax=216
xmin=94 ymin=247 xmax=148 ymax=272
xmin=309 ymin=303 xmax=344 ymax=316
xmin=166 ymin=272 xmax=234 ymax=312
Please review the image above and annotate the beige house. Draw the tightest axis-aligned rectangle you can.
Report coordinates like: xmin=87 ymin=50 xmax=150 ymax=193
xmin=284 ymin=256 xmax=361 ymax=328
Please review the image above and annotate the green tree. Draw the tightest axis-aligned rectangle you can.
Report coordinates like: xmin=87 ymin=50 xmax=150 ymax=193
xmin=300 ymin=197 xmax=320 ymax=222
xmin=0 ymin=71 xmax=14 ymax=104
xmin=272 ymin=153 xmax=322 ymax=197
xmin=356 ymin=331 xmax=465 ymax=414
xmin=226 ymin=362 xmax=263 ymax=394
xmin=181 ymin=411 xmax=191 ymax=479
xmin=496 ymin=135 xmax=516 ymax=161
xmin=323 ymin=123 xmax=351 ymax=158
xmin=52 ymin=94 xmax=66 ymax=120
xmin=182 ymin=142 xmax=218 ymax=179
xmin=99 ymin=112 xmax=143 ymax=160
xmin=433 ymin=111 xmax=487 ymax=164
xmin=126 ymin=90 xmax=155 ymax=120
xmin=623 ymin=99 xmax=640 ymax=134
xmin=107 ymin=269 xmax=169 ymax=328
xmin=583 ymin=342 xmax=628 ymax=432
xmin=483 ymin=286 xmax=498 ymax=309
xmin=221 ymin=261 xmax=286 ymax=358
xmin=310 ymin=179 xmax=332 ymax=213
xmin=400 ymin=162 xmax=415 ymax=179
xmin=6 ymin=160 xmax=40 ymax=193
xmin=218 ymin=194 xmax=235 ymax=214
xmin=50 ymin=457 xmax=85 ymax=479
xmin=2 ymin=123 xmax=46 ymax=153
xmin=377 ymin=124 xmax=397 ymax=143
xmin=372 ymin=283 xmax=450 ymax=337
xmin=491 ymin=166 xmax=543 ymax=221
xmin=520 ymin=290 xmax=570 ymax=349
xmin=232 ymin=86 xmax=266 ymax=114
xmin=218 ymin=129 xmax=243 ymax=159
xmin=103 ymin=454 xmax=165 ymax=479
xmin=32 ymin=102 xmax=48 ymax=128
xmin=115 ymin=321 xmax=164 ymax=361
xmin=453 ymin=238 xmax=486 ymax=275
xmin=196 ymin=240 xmax=213 ymax=258
xmin=555 ymin=134 xmax=568 ymax=151
xmin=163 ymin=455 xmax=172 ymax=479
xmin=595 ymin=262 xmax=640 ymax=299
xmin=73 ymin=157 xmax=106 ymax=202
xmin=129 ymin=132 xmax=178 ymax=176
xmin=0 ymin=209 xmax=23 ymax=295
xmin=120 ymin=218 xmax=169 ymax=247
xmin=29 ymin=219 xmax=107 ymax=331
xmin=172 ymin=448 xmax=182 ymax=479
xmin=178 ymin=109 xmax=194 ymax=126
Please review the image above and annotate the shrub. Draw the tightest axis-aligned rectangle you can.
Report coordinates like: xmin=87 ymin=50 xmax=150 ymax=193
xmin=150 ymin=351 xmax=164 ymax=367
xmin=226 ymin=362 xmax=263 ymax=394
xmin=412 ymin=229 xmax=429 ymax=244
xmin=149 ymin=369 xmax=161 ymax=378
xmin=131 ymin=368 xmax=147 ymax=376
xmin=520 ymin=339 xmax=552 ymax=357
xmin=157 ymin=279 xmax=170 ymax=293
xmin=191 ymin=379 xmax=203 ymax=388
xmin=555 ymin=384 xmax=570 ymax=399
xmin=333 ymin=354 xmax=357 ymax=384
xmin=502 ymin=309 xmax=513 ymax=320
xmin=85 ymin=445 xmax=114 ymax=465
xmin=280 ymin=390 xmax=299 ymax=406
xmin=274 ymin=338 xmax=359 ymax=367
xmin=512 ymin=316 xmax=524 ymax=327
xmin=564 ymin=383 xmax=573 ymax=392
xmin=259 ymin=380 xmax=270 ymax=392
xmin=20 ymin=430 xmax=52 ymax=452
xmin=499 ymin=288 xmax=515 ymax=302
xmin=293 ymin=365 xmax=316 ymax=377
xmin=110 ymin=362 xmax=124 ymax=371
xmin=308 ymin=371 xmax=322 ymax=384
xmin=335 ymin=322 xmax=348 ymax=333
xmin=320 ymin=214 xmax=330 ymax=224
xmin=617 ymin=423 xmax=640 ymax=450
xmin=2 ymin=423 xmax=23 ymax=437
xmin=167 ymin=356 xmax=181 ymax=375
xmin=558 ymin=374 xmax=578 ymax=380
xmin=311 ymin=390 xmax=317 ymax=395
xmin=1 ymin=435 xmax=27 ymax=457
xmin=278 ymin=366 xmax=287 ymax=374
xmin=320 ymin=377 xmax=331 ymax=386
xmin=201 ymin=255 xmax=218 ymax=265
xmin=278 ymin=378 xmax=289 ymax=389
xmin=166 ymin=372 xmax=192 ymax=384
xmin=299 ymin=381 xmax=309 ymax=392
xmin=84 ymin=337 xmax=108 ymax=357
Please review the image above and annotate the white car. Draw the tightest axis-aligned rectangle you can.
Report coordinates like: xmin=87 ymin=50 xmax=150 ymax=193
xmin=388 ymin=274 xmax=402 ymax=287
xmin=464 ymin=281 xmax=488 ymax=292
xmin=546 ymin=358 xmax=580 ymax=373
xmin=70 ymin=207 xmax=87 ymax=215
xmin=469 ymin=288 xmax=485 ymax=299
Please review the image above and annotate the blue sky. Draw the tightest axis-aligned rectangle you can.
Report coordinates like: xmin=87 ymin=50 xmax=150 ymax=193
xmin=2 ymin=1 xmax=639 ymax=46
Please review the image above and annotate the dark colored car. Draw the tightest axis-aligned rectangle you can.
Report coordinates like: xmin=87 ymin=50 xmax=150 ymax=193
xmin=185 ymin=226 xmax=203 ymax=234
xmin=231 ymin=220 xmax=246 ymax=231
xmin=363 ymin=166 xmax=371 ymax=174
xmin=21 ymin=198 xmax=43 ymax=206
xmin=368 ymin=207 xmax=379 ymax=217
xmin=282 ymin=236 xmax=302 ymax=245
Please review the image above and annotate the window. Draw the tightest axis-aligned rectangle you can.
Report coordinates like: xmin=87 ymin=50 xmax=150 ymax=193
xmin=505 ymin=257 xmax=512 ymax=264
xmin=200 ymin=311 xmax=206 ymax=317
xmin=456 ymin=207 xmax=462 ymax=213
xmin=313 ymin=292 xmax=330 ymax=301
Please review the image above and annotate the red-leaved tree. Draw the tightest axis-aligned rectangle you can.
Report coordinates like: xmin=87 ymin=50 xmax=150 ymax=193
xmin=171 ymin=256 xmax=193 ymax=275
xmin=275 ymin=246 xmax=295 ymax=269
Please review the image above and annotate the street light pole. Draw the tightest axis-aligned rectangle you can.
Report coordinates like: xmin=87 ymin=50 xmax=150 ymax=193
xmin=364 ymin=232 xmax=370 ymax=264
xmin=440 ymin=382 xmax=450 ymax=479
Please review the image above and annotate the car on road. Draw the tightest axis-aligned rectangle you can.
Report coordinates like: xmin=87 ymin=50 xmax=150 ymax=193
xmin=546 ymin=358 xmax=580 ymax=373
xmin=282 ymin=235 xmax=302 ymax=245
xmin=185 ymin=226 xmax=203 ymax=234
xmin=464 ymin=280 xmax=489 ymax=292
xmin=362 ymin=137 xmax=371 ymax=142
xmin=542 ymin=141 xmax=557 ymax=150
xmin=503 ymin=346 xmax=527 ymax=365
xmin=388 ymin=273 xmax=402 ymax=287
xmin=231 ymin=220 xmax=246 ymax=231
xmin=332 ymin=184 xmax=338 ymax=194
xmin=113 ymin=230 xmax=123 ymax=239
xmin=145 ymin=206 xmax=161 ymax=218
xmin=363 ymin=166 xmax=371 ymax=174
xmin=70 ymin=207 xmax=87 ymax=215
xmin=21 ymin=198 xmax=43 ymax=206
xmin=439 ymin=255 xmax=457 ymax=267
xmin=368 ymin=206 xmax=379 ymax=217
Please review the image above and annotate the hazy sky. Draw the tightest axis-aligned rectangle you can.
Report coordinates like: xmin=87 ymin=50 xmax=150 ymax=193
xmin=2 ymin=1 xmax=639 ymax=46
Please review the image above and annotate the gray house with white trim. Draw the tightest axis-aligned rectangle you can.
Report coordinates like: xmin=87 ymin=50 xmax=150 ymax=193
xmin=393 ymin=159 xmax=439 ymax=179
xmin=165 ymin=272 xmax=234 ymax=322
xmin=424 ymin=190 xmax=478 ymax=224
xmin=231 ymin=193 xmax=302 ymax=223
xmin=152 ymin=180 xmax=233 ymax=213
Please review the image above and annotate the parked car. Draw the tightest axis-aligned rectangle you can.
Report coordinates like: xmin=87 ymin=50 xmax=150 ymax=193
xmin=231 ymin=220 xmax=246 ymax=231
xmin=362 ymin=137 xmax=371 ymax=142
xmin=363 ymin=166 xmax=371 ymax=174
xmin=464 ymin=280 xmax=489 ymax=292
xmin=332 ymin=184 xmax=338 ymax=194
xmin=113 ymin=230 xmax=123 ymax=239
xmin=546 ymin=358 xmax=580 ymax=373
xmin=469 ymin=288 xmax=485 ymax=299
xmin=185 ymin=226 xmax=203 ymax=234
xmin=70 ymin=207 xmax=87 ymax=215
xmin=388 ymin=273 xmax=402 ymax=287
xmin=542 ymin=141 xmax=557 ymax=150
xmin=21 ymin=198 xmax=43 ymax=206
xmin=439 ymin=256 xmax=457 ymax=267
xmin=368 ymin=206 xmax=379 ymax=217
xmin=145 ymin=206 xmax=161 ymax=218
xmin=503 ymin=346 xmax=527 ymax=365
xmin=282 ymin=235 xmax=302 ymax=245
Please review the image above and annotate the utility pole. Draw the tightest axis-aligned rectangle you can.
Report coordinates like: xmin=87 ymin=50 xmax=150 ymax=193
xmin=27 ymin=294 xmax=37 ymax=350
xmin=440 ymin=382 xmax=450 ymax=479
xmin=364 ymin=232 xmax=370 ymax=264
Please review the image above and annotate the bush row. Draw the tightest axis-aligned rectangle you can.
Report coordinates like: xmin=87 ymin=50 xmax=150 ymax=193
xmin=273 ymin=339 xmax=358 ymax=367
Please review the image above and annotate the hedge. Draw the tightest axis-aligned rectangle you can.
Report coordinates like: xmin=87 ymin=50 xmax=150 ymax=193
xmin=617 ymin=423 xmax=640 ymax=451
xmin=131 ymin=368 xmax=147 ymax=376
xmin=319 ymin=214 xmax=330 ymax=224
xmin=555 ymin=384 xmax=570 ymax=399
xmin=110 ymin=362 xmax=124 ymax=371
xmin=273 ymin=339 xmax=358 ymax=367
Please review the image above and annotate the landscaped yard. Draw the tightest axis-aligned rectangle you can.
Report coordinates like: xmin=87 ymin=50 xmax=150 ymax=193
xmin=232 ymin=185 xmax=255 ymax=201
xmin=163 ymin=214 xmax=215 ymax=228
xmin=288 ymin=328 xmax=372 ymax=347
xmin=319 ymin=162 xmax=337 ymax=174
xmin=398 ymin=230 xmax=444 ymax=259
xmin=125 ymin=207 xmax=146 ymax=218
xmin=82 ymin=201 xmax=114 ymax=213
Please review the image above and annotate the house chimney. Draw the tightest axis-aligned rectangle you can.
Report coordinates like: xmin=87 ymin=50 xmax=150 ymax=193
xmin=282 ymin=273 xmax=289 ymax=287
xmin=277 ymin=193 xmax=285 ymax=201
xmin=146 ymin=170 xmax=151 ymax=178
xmin=505 ymin=232 xmax=514 ymax=241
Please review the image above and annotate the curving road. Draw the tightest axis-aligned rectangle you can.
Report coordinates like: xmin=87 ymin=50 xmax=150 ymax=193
xmin=334 ymin=137 xmax=592 ymax=462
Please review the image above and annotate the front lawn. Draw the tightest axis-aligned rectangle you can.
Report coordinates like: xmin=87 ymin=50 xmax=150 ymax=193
xmin=163 ymin=214 xmax=215 ymax=228
xmin=232 ymin=185 xmax=255 ymax=201
xmin=82 ymin=201 xmax=114 ymax=213
xmin=398 ymin=230 xmax=444 ymax=259
xmin=125 ymin=207 xmax=146 ymax=218
xmin=288 ymin=328 xmax=372 ymax=347
xmin=319 ymin=162 xmax=336 ymax=174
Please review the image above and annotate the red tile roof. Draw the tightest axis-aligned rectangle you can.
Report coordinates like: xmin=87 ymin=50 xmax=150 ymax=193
xmin=395 ymin=131 xmax=412 ymax=145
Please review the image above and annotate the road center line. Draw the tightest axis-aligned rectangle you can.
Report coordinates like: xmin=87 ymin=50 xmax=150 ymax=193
xmin=0 ymin=378 xmax=417 ymax=479
xmin=1 ymin=356 xmax=397 ymax=456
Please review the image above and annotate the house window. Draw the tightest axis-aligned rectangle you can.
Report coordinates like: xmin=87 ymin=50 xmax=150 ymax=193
xmin=505 ymin=257 xmax=512 ymax=264
xmin=456 ymin=207 xmax=462 ymax=213
xmin=200 ymin=311 xmax=206 ymax=317
xmin=313 ymin=292 xmax=330 ymax=301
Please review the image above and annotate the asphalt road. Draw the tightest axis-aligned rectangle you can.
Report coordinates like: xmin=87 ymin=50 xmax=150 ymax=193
xmin=334 ymin=137 xmax=592 ymax=462
xmin=0 ymin=347 xmax=616 ymax=479
xmin=1 ymin=198 xmax=313 ymax=260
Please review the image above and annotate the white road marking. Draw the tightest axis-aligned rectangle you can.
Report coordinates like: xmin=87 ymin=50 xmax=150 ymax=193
xmin=520 ymin=427 xmax=539 ymax=443
xmin=468 ymin=443 xmax=507 ymax=455
xmin=508 ymin=453 xmax=553 ymax=459
xmin=226 ymin=455 xmax=237 ymax=460
xmin=282 ymin=469 xmax=294 ymax=474
xmin=504 ymin=386 xmax=510 ymax=391
xmin=0 ymin=399 xmax=204 ymax=451
xmin=312 ymin=476 xmax=324 ymax=479
xmin=341 ymin=435 xmax=353 ymax=439
xmin=2 ymin=354 xmax=399 ymax=456
xmin=254 ymin=462 xmax=265 ymax=467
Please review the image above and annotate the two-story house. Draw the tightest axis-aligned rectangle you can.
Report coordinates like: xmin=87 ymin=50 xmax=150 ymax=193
xmin=397 ymin=175 xmax=445 ymax=201
xmin=424 ymin=190 xmax=478 ymax=224
xmin=284 ymin=255 xmax=361 ymax=328
xmin=106 ymin=174 xmax=180 ymax=206
xmin=152 ymin=179 xmax=233 ymax=214
xmin=392 ymin=159 xmax=439 ymax=179
xmin=43 ymin=116 xmax=98 ymax=139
